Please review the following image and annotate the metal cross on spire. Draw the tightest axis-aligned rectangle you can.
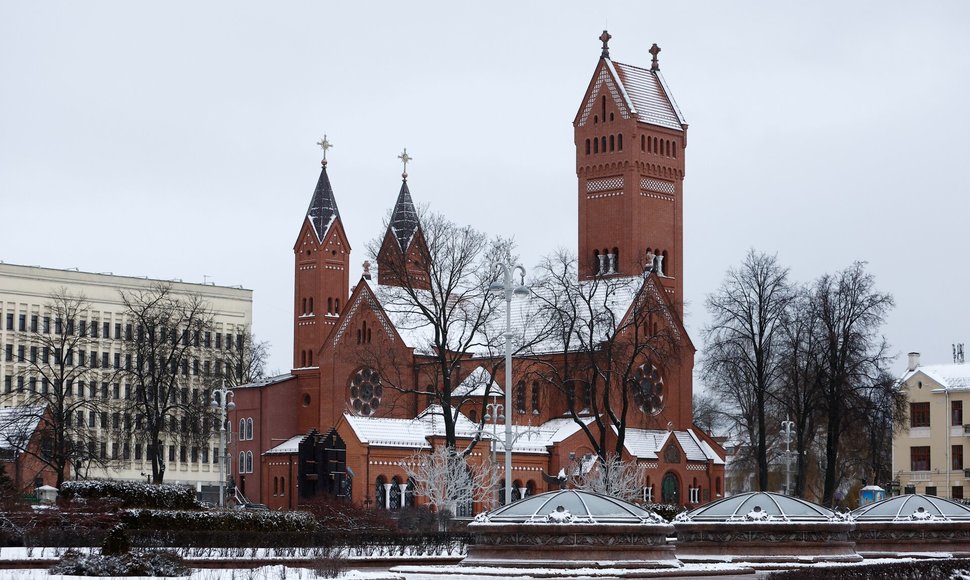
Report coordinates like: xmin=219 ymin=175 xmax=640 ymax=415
xmin=649 ymin=43 xmax=661 ymax=71
xmin=317 ymin=135 xmax=333 ymax=165
xmin=599 ymin=30 xmax=612 ymax=59
xmin=398 ymin=148 xmax=413 ymax=179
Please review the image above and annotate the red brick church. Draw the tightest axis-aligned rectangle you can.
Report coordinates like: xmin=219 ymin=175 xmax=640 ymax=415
xmin=230 ymin=32 xmax=725 ymax=512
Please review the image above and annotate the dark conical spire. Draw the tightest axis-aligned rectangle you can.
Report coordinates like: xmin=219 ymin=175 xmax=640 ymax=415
xmin=306 ymin=162 xmax=341 ymax=242
xmin=388 ymin=179 xmax=419 ymax=252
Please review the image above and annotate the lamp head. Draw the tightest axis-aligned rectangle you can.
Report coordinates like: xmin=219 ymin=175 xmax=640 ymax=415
xmin=513 ymin=286 xmax=530 ymax=297
xmin=210 ymin=398 xmax=218 ymax=409
xmin=226 ymin=401 xmax=236 ymax=412
xmin=488 ymin=281 xmax=505 ymax=293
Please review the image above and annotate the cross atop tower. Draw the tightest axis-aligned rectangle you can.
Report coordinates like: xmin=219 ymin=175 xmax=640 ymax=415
xmin=317 ymin=135 xmax=333 ymax=165
xmin=398 ymin=148 xmax=413 ymax=179
xmin=649 ymin=43 xmax=661 ymax=71
xmin=599 ymin=30 xmax=612 ymax=59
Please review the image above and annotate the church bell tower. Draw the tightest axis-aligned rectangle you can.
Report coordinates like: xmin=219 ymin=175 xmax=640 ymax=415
xmin=575 ymin=32 xmax=687 ymax=316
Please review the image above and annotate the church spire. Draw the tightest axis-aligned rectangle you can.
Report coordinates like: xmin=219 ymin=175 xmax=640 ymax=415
xmin=388 ymin=148 xmax=419 ymax=252
xmin=306 ymin=136 xmax=341 ymax=242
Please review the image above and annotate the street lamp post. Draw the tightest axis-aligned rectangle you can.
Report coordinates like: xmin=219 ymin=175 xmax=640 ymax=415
xmin=211 ymin=381 xmax=235 ymax=508
xmin=484 ymin=398 xmax=504 ymax=506
xmin=489 ymin=263 xmax=529 ymax=506
xmin=781 ymin=417 xmax=795 ymax=495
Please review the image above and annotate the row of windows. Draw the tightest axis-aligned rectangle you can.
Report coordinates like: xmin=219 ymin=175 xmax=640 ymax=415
xmin=909 ymin=444 xmax=967 ymax=471
xmin=238 ymin=450 xmax=254 ymax=474
xmin=910 ymin=400 xmax=966 ymax=428
xmin=58 ymin=408 xmax=224 ymax=434
xmin=588 ymin=247 xmax=672 ymax=277
xmin=901 ymin=483 xmax=964 ymax=499
xmin=272 ymin=475 xmax=287 ymax=496
xmin=72 ymin=440 xmax=219 ymax=464
xmin=298 ymin=349 xmax=314 ymax=367
xmin=238 ymin=417 xmax=254 ymax=440
xmin=0 ymin=313 xmax=242 ymax=350
xmin=582 ymin=133 xmax=678 ymax=158
xmin=300 ymin=296 xmax=341 ymax=316
xmin=2 ymin=346 xmax=243 ymax=379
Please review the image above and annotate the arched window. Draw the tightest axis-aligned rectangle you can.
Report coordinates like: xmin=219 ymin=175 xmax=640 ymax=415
xmin=301 ymin=298 xmax=307 ymax=314
xmin=593 ymin=114 xmax=598 ymax=124
xmin=327 ymin=297 xmax=333 ymax=314
xmin=308 ymin=297 xmax=313 ymax=313
xmin=238 ymin=419 xmax=245 ymax=439
xmin=593 ymin=250 xmax=600 ymax=276
xmin=280 ymin=477 xmax=285 ymax=496
xmin=367 ymin=328 xmax=372 ymax=343
xmin=609 ymin=112 xmax=614 ymax=122
xmin=715 ymin=477 xmax=722 ymax=497
xmin=405 ymin=477 xmax=416 ymax=508
xmin=666 ymin=140 xmax=672 ymax=156
xmin=246 ymin=417 xmax=254 ymax=440
xmin=672 ymin=141 xmax=677 ymax=158
xmin=389 ymin=476 xmax=402 ymax=510
xmin=618 ymin=134 xmax=623 ymax=151
xmin=601 ymin=95 xmax=606 ymax=121
xmin=582 ymin=381 xmax=592 ymax=411
xmin=516 ymin=381 xmax=526 ymax=414
xmin=585 ymin=139 xmax=590 ymax=155
xmin=238 ymin=452 xmax=245 ymax=475
xmin=593 ymin=138 xmax=599 ymax=154
xmin=653 ymin=137 xmax=659 ymax=153
xmin=335 ymin=299 xmax=340 ymax=313
xmin=469 ymin=409 xmax=478 ymax=423
xmin=526 ymin=480 xmax=536 ymax=497
xmin=662 ymin=250 xmax=669 ymax=277
xmin=356 ymin=329 xmax=361 ymax=344
xmin=273 ymin=476 xmax=278 ymax=496
xmin=308 ymin=350 xmax=313 ymax=366
xmin=612 ymin=247 xmax=619 ymax=274
xmin=300 ymin=350 xmax=306 ymax=367
xmin=531 ymin=381 xmax=540 ymax=414
xmin=512 ymin=479 xmax=523 ymax=502
xmin=376 ymin=476 xmax=387 ymax=509
xmin=609 ymin=135 xmax=615 ymax=151
xmin=641 ymin=134 xmax=646 ymax=151
xmin=601 ymin=136 xmax=606 ymax=152
xmin=247 ymin=451 xmax=254 ymax=473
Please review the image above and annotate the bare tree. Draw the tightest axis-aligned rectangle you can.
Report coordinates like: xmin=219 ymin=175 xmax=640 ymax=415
xmin=692 ymin=390 xmax=729 ymax=436
xmin=811 ymin=262 xmax=894 ymax=506
xmin=572 ymin=453 xmax=646 ymax=503
xmin=118 ymin=284 xmax=217 ymax=484
xmin=400 ymin=445 xmax=499 ymax=518
xmin=220 ymin=327 xmax=270 ymax=388
xmin=0 ymin=290 xmax=111 ymax=486
xmin=702 ymin=250 xmax=793 ymax=491
xmin=527 ymin=250 xmax=680 ymax=462
xmin=365 ymin=209 xmax=519 ymax=454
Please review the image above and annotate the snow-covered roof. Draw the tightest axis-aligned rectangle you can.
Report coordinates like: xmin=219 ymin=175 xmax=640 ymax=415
xmin=306 ymin=163 xmax=341 ymax=242
xmin=453 ymin=366 xmax=503 ymax=398
xmin=264 ymin=434 xmax=304 ymax=455
xmin=234 ymin=373 xmax=295 ymax=390
xmin=0 ymin=406 xmax=44 ymax=451
xmin=387 ymin=179 xmax=420 ymax=253
xmin=612 ymin=61 xmax=686 ymax=131
xmin=905 ymin=363 xmax=970 ymax=390
xmin=342 ymin=405 xmax=480 ymax=449
xmin=620 ymin=427 xmax=724 ymax=464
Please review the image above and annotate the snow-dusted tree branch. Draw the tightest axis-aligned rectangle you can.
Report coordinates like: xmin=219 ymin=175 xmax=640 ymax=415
xmin=571 ymin=452 xmax=646 ymax=504
xmin=400 ymin=445 xmax=500 ymax=517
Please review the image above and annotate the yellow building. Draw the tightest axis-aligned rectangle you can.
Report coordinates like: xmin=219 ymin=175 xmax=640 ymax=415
xmin=893 ymin=351 xmax=970 ymax=500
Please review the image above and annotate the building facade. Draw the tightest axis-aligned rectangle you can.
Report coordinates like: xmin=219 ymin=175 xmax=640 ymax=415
xmin=232 ymin=32 xmax=725 ymax=512
xmin=0 ymin=263 xmax=252 ymax=495
xmin=893 ymin=351 xmax=970 ymax=500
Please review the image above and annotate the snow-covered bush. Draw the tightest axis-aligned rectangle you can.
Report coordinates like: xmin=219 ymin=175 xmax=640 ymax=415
xmin=122 ymin=508 xmax=318 ymax=533
xmin=60 ymin=480 xmax=201 ymax=510
xmin=767 ymin=559 xmax=970 ymax=579
xmin=643 ymin=502 xmax=685 ymax=522
xmin=50 ymin=549 xmax=187 ymax=576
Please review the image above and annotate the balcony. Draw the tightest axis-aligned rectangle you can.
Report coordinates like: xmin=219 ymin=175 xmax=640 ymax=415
xmin=910 ymin=471 xmax=932 ymax=482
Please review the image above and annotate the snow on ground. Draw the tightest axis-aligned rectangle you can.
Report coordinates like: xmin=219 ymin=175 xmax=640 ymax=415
xmin=0 ymin=567 xmax=401 ymax=580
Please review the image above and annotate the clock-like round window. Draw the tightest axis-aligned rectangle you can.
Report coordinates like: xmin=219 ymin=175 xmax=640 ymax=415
xmin=632 ymin=363 xmax=664 ymax=415
xmin=350 ymin=367 xmax=382 ymax=416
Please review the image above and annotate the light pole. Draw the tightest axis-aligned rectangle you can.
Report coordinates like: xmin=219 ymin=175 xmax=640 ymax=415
xmin=484 ymin=398 xmax=504 ymax=506
xmin=781 ymin=417 xmax=795 ymax=495
xmin=211 ymin=381 xmax=235 ymax=508
xmin=489 ymin=263 xmax=529 ymax=505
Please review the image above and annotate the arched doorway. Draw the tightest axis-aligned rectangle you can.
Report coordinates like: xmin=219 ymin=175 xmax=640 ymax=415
xmin=661 ymin=471 xmax=680 ymax=505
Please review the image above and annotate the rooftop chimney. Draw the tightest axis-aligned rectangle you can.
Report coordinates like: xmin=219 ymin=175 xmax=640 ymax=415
xmin=907 ymin=352 xmax=921 ymax=372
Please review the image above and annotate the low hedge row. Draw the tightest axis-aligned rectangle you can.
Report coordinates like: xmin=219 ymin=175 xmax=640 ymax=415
xmin=60 ymin=481 xmax=201 ymax=510
xmin=122 ymin=509 xmax=318 ymax=533
xmin=768 ymin=559 xmax=970 ymax=580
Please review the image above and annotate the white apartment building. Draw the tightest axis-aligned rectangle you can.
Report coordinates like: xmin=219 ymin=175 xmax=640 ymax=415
xmin=0 ymin=262 xmax=252 ymax=493
xmin=893 ymin=351 xmax=970 ymax=500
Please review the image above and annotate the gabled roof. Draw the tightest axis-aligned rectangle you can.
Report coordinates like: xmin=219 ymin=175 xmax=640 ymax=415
xmin=340 ymin=405 xmax=481 ymax=449
xmin=575 ymin=55 xmax=686 ymax=132
xmin=0 ymin=406 xmax=44 ymax=452
xmin=387 ymin=179 xmax=420 ymax=253
xmin=619 ymin=426 xmax=724 ymax=464
xmin=305 ymin=163 xmax=341 ymax=242
xmin=904 ymin=363 xmax=970 ymax=390
xmin=453 ymin=366 xmax=503 ymax=398
xmin=264 ymin=434 xmax=304 ymax=455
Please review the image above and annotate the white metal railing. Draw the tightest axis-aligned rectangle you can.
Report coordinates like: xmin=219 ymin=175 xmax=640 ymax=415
xmin=909 ymin=471 xmax=932 ymax=482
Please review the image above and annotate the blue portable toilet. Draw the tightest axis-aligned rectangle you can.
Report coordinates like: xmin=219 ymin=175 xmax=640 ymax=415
xmin=859 ymin=485 xmax=886 ymax=506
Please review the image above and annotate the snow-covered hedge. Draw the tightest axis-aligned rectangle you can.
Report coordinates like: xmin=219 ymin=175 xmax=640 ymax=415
xmin=767 ymin=559 xmax=970 ymax=579
xmin=643 ymin=502 xmax=685 ymax=522
xmin=60 ymin=480 xmax=201 ymax=510
xmin=122 ymin=509 xmax=318 ymax=533
xmin=50 ymin=549 xmax=187 ymax=577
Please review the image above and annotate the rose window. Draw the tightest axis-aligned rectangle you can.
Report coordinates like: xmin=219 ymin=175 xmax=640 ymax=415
xmin=632 ymin=363 xmax=664 ymax=415
xmin=350 ymin=367 xmax=382 ymax=416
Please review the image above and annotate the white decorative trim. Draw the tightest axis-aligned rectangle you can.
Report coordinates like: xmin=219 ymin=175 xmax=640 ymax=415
xmin=578 ymin=68 xmax=632 ymax=127
xmin=587 ymin=191 xmax=624 ymax=200
xmin=333 ymin=289 xmax=395 ymax=345
xmin=640 ymin=177 xmax=675 ymax=195
xmin=586 ymin=176 xmax=624 ymax=193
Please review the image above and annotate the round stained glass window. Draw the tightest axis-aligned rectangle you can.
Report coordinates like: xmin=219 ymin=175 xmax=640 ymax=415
xmin=632 ymin=363 xmax=664 ymax=415
xmin=350 ymin=367 xmax=382 ymax=416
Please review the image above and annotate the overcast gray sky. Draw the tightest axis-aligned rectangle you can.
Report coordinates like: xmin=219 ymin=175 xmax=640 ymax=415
xmin=2 ymin=1 xmax=968 ymax=380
